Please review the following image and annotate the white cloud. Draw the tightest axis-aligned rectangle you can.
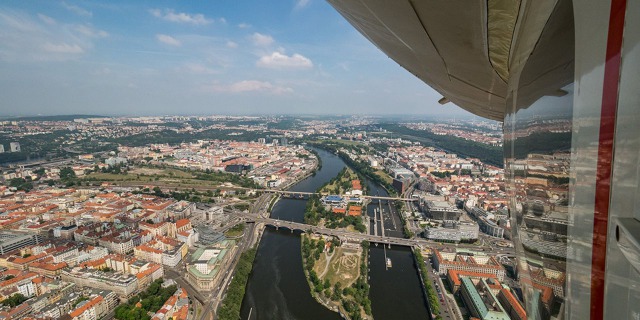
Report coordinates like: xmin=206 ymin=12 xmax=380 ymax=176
xmin=42 ymin=42 xmax=84 ymax=54
xmin=295 ymin=0 xmax=311 ymax=10
xmin=251 ymin=33 xmax=274 ymax=46
xmin=211 ymin=80 xmax=293 ymax=95
xmin=37 ymin=13 xmax=56 ymax=25
xmin=61 ymin=2 xmax=92 ymax=17
xmin=75 ymin=25 xmax=108 ymax=38
xmin=182 ymin=63 xmax=217 ymax=75
xmin=226 ymin=41 xmax=238 ymax=48
xmin=149 ymin=9 xmax=212 ymax=25
xmin=257 ymin=52 xmax=313 ymax=69
xmin=156 ymin=34 xmax=181 ymax=47
xmin=0 ymin=9 xmax=104 ymax=61
xmin=238 ymin=23 xmax=251 ymax=29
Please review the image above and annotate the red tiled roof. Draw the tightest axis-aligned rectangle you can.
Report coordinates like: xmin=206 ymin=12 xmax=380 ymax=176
xmin=499 ymin=288 xmax=527 ymax=320
xmin=175 ymin=219 xmax=190 ymax=229
xmin=69 ymin=295 xmax=103 ymax=318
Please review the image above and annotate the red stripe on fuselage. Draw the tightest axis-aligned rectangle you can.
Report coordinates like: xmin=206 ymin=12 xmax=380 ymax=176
xmin=591 ymin=0 xmax=627 ymax=319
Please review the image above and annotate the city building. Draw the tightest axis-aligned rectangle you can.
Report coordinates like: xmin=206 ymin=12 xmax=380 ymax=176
xmin=0 ymin=302 xmax=31 ymax=319
xmin=446 ymin=269 xmax=498 ymax=294
xmin=433 ymin=249 xmax=505 ymax=281
xmin=478 ymin=216 xmax=504 ymax=238
xmin=61 ymin=268 xmax=138 ymax=299
xmin=68 ymin=295 xmax=107 ymax=320
xmin=422 ymin=200 xmax=462 ymax=220
xmin=424 ymin=221 xmax=479 ymax=242
xmin=392 ymin=177 xmax=411 ymax=194
xmin=186 ymin=240 xmax=236 ymax=290
xmin=200 ymin=205 xmax=224 ymax=221
xmin=150 ymin=288 xmax=189 ymax=320
xmin=105 ymin=157 xmax=127 ymax=167
xmin=460 ymin=277 xmax=510 ymax=320
xmin=9 ymin=142 xmax=20 ymax=153
xmin=497 ymin=288 xmax=527 ymax=320
xmin=0 ymin=232 xmax=44 ymax=255
xmin=195 ymin=227 xmax=225 ymax=246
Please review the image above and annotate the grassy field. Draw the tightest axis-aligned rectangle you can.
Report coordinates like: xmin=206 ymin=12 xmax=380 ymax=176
xmin=89 ymin=167 xmax=195 ymax=180
xmin=86 ymin=172 xmax=145 ymax=181
xmin=224 ymin=224 xmax=245 ymax=238
xmin=310 ymin=241 xmax=361 ymax=289
xmin=84 ymin=167 xmax=218 ymax=187
xmin=322 ymin=248 xmax=360 ymax=287
xmin=374 ymin=169 xmax=393 ymax=185
xmin=130 ymin=167 xmax=195 ymax=179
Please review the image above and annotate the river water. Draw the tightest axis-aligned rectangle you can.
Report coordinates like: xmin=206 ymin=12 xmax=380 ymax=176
xmin=240 ymin=148 xmax=430 ymax=319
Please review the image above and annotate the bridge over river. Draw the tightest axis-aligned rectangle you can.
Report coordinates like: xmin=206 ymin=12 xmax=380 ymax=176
xmin=246 ymin=188 xmax=419 ymax=202
xmin=236 ymin=212 xmax=433 ymax=248
xmin=227 ymin=211 xmax=517 ymax=257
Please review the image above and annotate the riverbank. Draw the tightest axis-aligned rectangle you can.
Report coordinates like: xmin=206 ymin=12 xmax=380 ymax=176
xmin=413 ymin=248 xmax=440 ymax=319
xmin=217 ymin=247 xmax=258 ymax=320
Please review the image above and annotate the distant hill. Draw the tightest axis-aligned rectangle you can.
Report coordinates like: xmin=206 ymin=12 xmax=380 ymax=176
xmin=0 ymin=115 xmax=108 ymax=121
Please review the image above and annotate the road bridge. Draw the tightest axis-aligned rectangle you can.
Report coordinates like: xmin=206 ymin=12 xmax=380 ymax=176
xmin=236 ymin=214 xmax=427 ymax=247
xmin=256 ymin=189 xmax=418 ymax=201
xmin=226 ymin=211 xmax=517 ymax=256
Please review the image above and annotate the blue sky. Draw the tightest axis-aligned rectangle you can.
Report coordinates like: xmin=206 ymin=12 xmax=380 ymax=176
xmin=0 ymin=0 xmax=470 ymax=117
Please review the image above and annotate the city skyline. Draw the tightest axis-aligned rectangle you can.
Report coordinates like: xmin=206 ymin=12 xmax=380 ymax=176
xmin=0 ymin=0 xmax=470 ymax=117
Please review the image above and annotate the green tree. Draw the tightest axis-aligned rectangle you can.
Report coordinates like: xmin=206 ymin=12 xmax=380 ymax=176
xmin=1 ymin=293 xmax=27 ymax=307
xmin=60 ymin=167 xmax=76 ymax=180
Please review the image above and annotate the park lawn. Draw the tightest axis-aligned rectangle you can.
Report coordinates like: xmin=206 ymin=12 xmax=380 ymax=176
xmin=322 ymin=247 xmax=360 ymax=288
xmin=224 ymin=227 xmax=245 ymax=238
xmin=224 ymin=229 xmax=243 ymax=238
xmin=313 ymin=251 xmax=329 ymax=277
xmin=127 ymin=167 xmax=195 ymax=179
xmin=88 ymin=167 xmax=195 ymax=182
xmin=375 ymin=169 xmax=393 ymax=185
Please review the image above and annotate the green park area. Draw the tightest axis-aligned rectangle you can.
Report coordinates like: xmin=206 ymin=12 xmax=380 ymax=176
xmin=374 ymin=169 xmax=393 ymax=185
xmin=302 ymin=235 xmax=372 ymax=320
xmin=321 ymin=167 xmax=362 ymax=195
xmin=224 ymin=224 xmax=245 ymax=238
xmin=83 ymin=166 xmax=258 ymax=189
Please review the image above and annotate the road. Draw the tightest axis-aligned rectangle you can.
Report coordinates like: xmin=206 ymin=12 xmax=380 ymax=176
xmin=209 ymin=223 xmax=257 ymax=316
xmin=422 ymin=254 xmax=462 ymax=320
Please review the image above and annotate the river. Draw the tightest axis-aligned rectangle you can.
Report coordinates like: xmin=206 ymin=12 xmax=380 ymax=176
xmin=240 ymin=148 xmax=430 ymax=319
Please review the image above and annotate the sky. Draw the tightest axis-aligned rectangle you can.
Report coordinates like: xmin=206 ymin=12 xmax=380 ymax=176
xmin=0 ymin=0 xmax=471 ymax=117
